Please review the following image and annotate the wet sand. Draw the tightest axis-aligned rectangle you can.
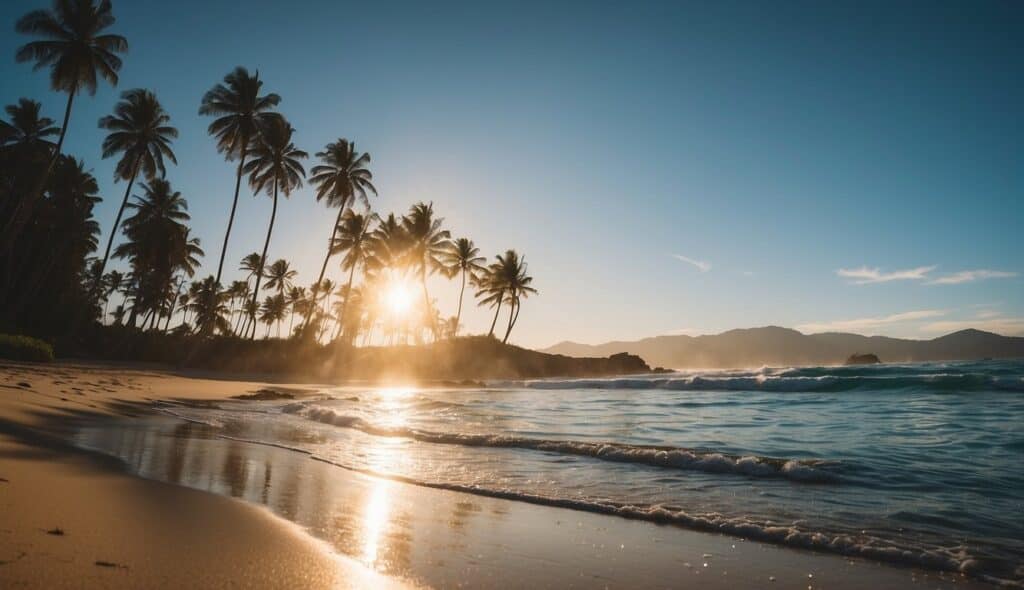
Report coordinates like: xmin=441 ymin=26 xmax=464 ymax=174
xmin=0 ymin=361 xmax=995 ymax=588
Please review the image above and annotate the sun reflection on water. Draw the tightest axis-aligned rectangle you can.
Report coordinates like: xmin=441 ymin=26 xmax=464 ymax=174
xmin=362 ymin=477 xmax=392 ymax=569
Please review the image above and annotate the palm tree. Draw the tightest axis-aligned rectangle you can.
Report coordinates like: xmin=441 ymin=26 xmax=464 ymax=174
xmin=259 ymin=293 xmax=287 ymax=338
xmin=401 ymin=202 xmax=451 ymax=338
xmin=285 ymin=285 xmax=307 ymax=336
xmin=330 ymin=210 xmax=376 ymax=340
xmin=5 ymin=0 xmax=127 ymax=246
xmin=0 ymin=98 xmax=59 ymax=150
xmin=439 ymin=237 xmax=485 ymax=336
xmin=101 ymin=269 xmax=124 ymax=323
xmin=188 ymin=276 xmax=230 ymax=336
xmin=263 ymin=258 xmax=297 ymax=296
xmin=491 ymin=250 xmax=536 ymax=343
xmin=199 ymin=67 xmax=282 ymax=285
xmin=242 ymin=116 xmax=306 ymax=339
xmin=113 ymin=179 xmax=201 ymax=327
xmin=306 ymin=139 xmax=376 ymax=329
xmin=475 ymin=263 xmax=506 ymax=338
xmin=94 ymin=88 xmax=177 ymax=295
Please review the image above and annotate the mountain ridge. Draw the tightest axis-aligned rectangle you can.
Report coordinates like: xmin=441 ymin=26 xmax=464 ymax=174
xmin=540 ymin=327 xmax=1024 ymax=368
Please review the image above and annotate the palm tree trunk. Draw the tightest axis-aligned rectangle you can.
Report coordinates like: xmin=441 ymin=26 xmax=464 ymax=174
xmin=92 ymin=156 xmax=141 ymax=296
xmin=302 ymin=204 xmax=347 ymax=335
xmin=454 ymin=269 xmax=466 ymax=336
xmin=488 ymin=294 xmax=504 ymax=337
xmin=502 ymin=296 xmax=517 ymax=344
xmin=420 ymin=267 xmax=438 ymax=339
xmin=214 ymin=140 xmax=248 ymax=287
xmin=250 ymin=179 xmax=278 ymax=340
xmin=0 ymin=88 xmax=76 ymax=251
xmin=337 ymin=263 xmax=357 ymax=341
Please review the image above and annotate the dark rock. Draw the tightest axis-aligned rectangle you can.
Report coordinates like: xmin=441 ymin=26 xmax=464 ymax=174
xmin=845 ymin=353 xmax=881 ymax=365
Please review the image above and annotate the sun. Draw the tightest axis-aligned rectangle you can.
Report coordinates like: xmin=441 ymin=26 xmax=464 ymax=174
xmin=386 ymin=281 xmax=413 ymax=317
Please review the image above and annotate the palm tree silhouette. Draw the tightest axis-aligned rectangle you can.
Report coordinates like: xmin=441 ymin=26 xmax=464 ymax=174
xmin=188 ymin=276 xmax=231 ymax=336
xmin=0 ymin=98 xmax=59 ymax=149
xmin=94 ymin=88 xmax=178 ymax=295
xmin=401 ymin=202 xmax=451 ymax=339
xmin=439 ymin=237 xmax=485 ymax=336
xmin=304 ymin=139 xmax=376 ymax=334
xmin=199 ymin=67 xmax=282 ymax=286
xmin=331 ymin=210 xmax=377 ymax=340
xmin=242 ymin=116 xmax=306 ymax=339
xmin=102 ymin=269 xmax=125 ymax=324
xmin=264 ymin=259 xmax=297 ymax=296
xmin=5 ymin=0 xmax=127 ymax=247
xmin=493 ymin=250 xmax=535 ymax=343
xmin=260 ymin=293 xmax=287 ymax=338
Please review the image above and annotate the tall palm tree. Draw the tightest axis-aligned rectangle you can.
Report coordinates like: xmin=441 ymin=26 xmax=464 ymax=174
xmin=285 ymin=285 xmax=307 ymax=336
xmin=439 ymin=237 xmax=485 ymax=336
xmin=5 ymin=0 xmax=127 ymax=247
xmin=331 ymin=210 xmax=376 ymax=340
xmin=242 ymin=116 xmax=306 ymax=339
xmin=199 ymin=67 xmax=282 ymax=286
xmin=401 ymin=202 xmax=451 ymax=338
xmin=306 ymin=139 xmax=376 ymax=328
xmin=475 ymin=263 xmax=506 ymax=338
xmin=93 ymin=88 xmax=177 ymax=295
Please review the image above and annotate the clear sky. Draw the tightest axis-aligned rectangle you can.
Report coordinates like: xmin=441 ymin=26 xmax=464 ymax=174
xmin=2 ymin=0 xmax=1022 ymax=348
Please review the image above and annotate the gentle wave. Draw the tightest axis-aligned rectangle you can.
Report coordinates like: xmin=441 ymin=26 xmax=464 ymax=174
xmin=285 ymin=403 xmax=841 ymax=483
xmin=505 ymin=373 xmax=1024 ymax=393
xmin=303 ymin=455 xmax=1017 ymax=588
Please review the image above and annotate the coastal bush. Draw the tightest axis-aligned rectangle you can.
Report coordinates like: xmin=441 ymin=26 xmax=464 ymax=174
xmin=0 ymin=334 xmax=55 ymax=363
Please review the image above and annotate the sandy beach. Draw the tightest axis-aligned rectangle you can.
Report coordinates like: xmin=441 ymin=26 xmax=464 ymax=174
xmin=0 ymin=360 xmax=996 ymax=589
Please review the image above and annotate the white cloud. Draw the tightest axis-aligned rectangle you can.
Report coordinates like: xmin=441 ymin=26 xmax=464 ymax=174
xmin=927 ymin=269 xmax=1017 ymax=285
xmin=920 ymin=317 xmax=1024 ymax=336
xmin=797 ymin=309 xmax=947 ymax=334
xmin=671 ymin=254 xmax=711 ymax=272
xmin=836 ymin=266 xmax=935 ymax=284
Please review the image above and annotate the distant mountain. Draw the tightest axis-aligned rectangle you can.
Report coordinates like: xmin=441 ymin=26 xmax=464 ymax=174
xmin=541 ymin=327 xmax=1024 ymax=369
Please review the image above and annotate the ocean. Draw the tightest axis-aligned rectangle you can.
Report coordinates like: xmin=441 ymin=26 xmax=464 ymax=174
xmin=74 ymin=360 xmax=1024 ymax=586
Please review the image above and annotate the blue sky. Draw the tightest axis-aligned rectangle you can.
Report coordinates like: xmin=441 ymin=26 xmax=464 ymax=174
xmin=2 ymin=0 xmax=1022 ymax=347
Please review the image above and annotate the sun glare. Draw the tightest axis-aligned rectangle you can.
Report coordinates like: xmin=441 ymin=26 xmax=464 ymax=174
xmin=386 ymin=282 xmax=414 ymax=317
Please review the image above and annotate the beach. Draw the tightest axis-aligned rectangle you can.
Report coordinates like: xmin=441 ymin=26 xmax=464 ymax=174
xmin=0 ymin=360 xmax=1004 ymax=589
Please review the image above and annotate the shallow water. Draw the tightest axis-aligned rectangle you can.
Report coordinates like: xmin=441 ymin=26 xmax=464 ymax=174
xmin=75 ymin=360 xmax=1024 ymax=586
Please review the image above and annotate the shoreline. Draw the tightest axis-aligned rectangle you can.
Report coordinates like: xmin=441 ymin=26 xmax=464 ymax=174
xmin=1 ymin=360 xmax=999 ymax=589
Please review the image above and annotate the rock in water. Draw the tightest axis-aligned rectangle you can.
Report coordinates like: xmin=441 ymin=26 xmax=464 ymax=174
xmin=845 ymin=353 xmax=881 ymax=365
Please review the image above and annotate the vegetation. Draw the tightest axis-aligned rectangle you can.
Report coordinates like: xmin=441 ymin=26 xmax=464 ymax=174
xmin=0 ymin=1 xmax=544 ymax=375
xmin=0 ymin=334 xmax=55 ymax=363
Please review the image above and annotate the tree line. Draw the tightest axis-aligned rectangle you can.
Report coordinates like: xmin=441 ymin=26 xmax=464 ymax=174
xmin=0 ymin=0 xmax=535 ymax=347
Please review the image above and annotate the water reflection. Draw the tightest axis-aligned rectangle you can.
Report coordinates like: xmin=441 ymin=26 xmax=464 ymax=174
xmin=72 ymin=412 xmax=447 ymax=583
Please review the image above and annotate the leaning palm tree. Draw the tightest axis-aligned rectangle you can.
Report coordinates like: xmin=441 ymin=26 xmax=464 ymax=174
xmin=93 ymin=88 xmax=177 ymax=294
xmin=401 ymin=202 xmax=451 ymax=338
xmin=199 ymin=67 xmax=282 ymax=285
xmin=475 ymin=263 xmax=507 ymax=338
xmin=331 ymin=210 xmax=377 ymax=339
xmin=305 ymin=139 xmax=376 ymax=330
xmin=285 ymin=285 xmax=307 ymax=335
xmin=499 ymin=254 xmax=536 ymax=343
xmin=439 ymin=237 xmax=486 ymax=336
xmin=242 ymin=116 xmax=306 ymax=339
xmin=5 ymin=0 xmax=127 ymax=246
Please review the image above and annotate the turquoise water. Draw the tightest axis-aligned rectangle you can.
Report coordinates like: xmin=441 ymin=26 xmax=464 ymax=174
xmin=81 ymin=360 xmax=1024 ymax=586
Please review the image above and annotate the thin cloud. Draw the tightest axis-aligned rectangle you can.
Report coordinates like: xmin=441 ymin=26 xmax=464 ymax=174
xmin=836 ymin=266 xmax=935 ymax=284
xmin=927 ymin=269 xmax=1017 ymax=285
xmin=920 ymin=317 xmax=1024 ymax=336
xmin=797 ymin=309 xmax=947 ymax=334
xmin=671 ymin=254 xmax=711 ymax=273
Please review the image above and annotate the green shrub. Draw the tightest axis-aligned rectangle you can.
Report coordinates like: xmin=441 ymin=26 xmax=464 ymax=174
xmin=0 ymin=334 xmax=55 ymax=362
